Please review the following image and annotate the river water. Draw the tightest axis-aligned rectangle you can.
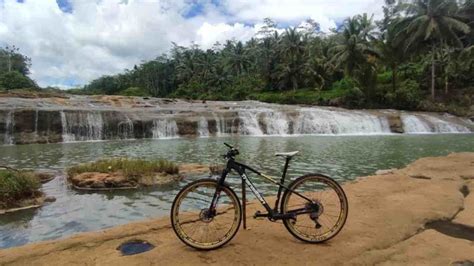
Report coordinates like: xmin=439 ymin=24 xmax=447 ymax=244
xmin=1 ymin=134 xmax=474 ymax=249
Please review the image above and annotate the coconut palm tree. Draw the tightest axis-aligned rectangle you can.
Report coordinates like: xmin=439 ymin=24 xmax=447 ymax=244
xmin=277 ymin=27 xmax=306 ymax=91
xmin=330 ymin=15 xmax=377 ymax=77
xmin=393 ymin=0 xmax=471 ymax=99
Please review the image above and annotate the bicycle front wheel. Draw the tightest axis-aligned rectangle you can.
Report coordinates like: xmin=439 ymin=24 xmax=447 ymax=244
xmin=171 ymin=179 xmax=242 ymax=250
xmin=281 ymin=174 xmax=348 ymax=243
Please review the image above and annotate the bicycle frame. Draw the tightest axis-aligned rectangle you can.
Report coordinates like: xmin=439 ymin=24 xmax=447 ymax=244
xmin=210 ymin=156 xmax=314 ymax=222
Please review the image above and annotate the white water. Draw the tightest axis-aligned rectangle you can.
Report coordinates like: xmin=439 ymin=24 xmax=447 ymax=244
xmin=3 ymin=111 xmax=14 ymax=145
xmin=197 ymin=117 xmax=210 ymax=137
xmin=118 ymin=115 xmax=134 ymax=139
xmin=261 ymin=111 xmax=290 ymax=135
xmin=152 ymin=119 xmax=179 ymax=139
xmin=401 ymin=114 xmax=471 ymax=134
xmin=2 ymin=108 xmax=472 ymax=145
xmin=294 ymin=108 xmax=391 ymax=135
xmin=238 ymin=110 xmax=264 ymax=135
xmin=61 ymin=111 xmax=103 ymax=142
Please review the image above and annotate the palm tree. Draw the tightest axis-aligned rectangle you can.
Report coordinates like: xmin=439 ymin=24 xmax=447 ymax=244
xmin=277 ymin=27 xmax=306 ymax=91
xmin=223 ymin=41 xmax=250 ymax=75
xmin=393 ymin=0 xmax=471 ymax=99
xmin=330 ymin=15 xmax=377 ymax=77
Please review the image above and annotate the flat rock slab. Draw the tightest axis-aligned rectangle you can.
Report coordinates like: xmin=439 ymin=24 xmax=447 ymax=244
xmin=0 ymin=153 xmax=473 ymax=265
xmin=454 ymin=181 xmax=474 ymax=227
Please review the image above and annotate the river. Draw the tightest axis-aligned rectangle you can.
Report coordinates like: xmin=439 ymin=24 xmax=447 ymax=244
xmin=1 ymin=134 xmax=474 ymax=249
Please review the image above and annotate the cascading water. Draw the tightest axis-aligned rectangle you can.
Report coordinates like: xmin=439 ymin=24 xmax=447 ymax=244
xmin=118 ymin=115 xmax=134 ymax=139
xmin=261 ymin=111 xmax=290 ymax=135
xmin=3 ymin=111 xmax=14 ymax=145
xmin=61 ymin=111 xmax=104 ymax=142
xmin=2 ymin=102 xmax=471 ymax=145
xmin=197 ymin=117 xmax=210 ymax=137
xmin=238 ymin=110 xmax=264 ymax=135
xmin=152 ymin=119 xmax=178 ymax=139
xmin=294 ymin=108 xmax=391 ymax=135
xmin=401 ymin=113 xmax=471 ymax=133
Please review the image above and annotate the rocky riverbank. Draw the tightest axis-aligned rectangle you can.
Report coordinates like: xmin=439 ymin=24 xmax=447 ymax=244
xmin=0 ymin=152 xmax=473 ymax=265
xmin=1 ymin=95 xmax=472 ymax=145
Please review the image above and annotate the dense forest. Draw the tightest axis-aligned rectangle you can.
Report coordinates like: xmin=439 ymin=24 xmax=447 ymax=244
xmin=2 ymin=0 xmax=474 ymax=114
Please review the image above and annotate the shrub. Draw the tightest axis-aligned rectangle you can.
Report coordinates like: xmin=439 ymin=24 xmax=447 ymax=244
xmin=0 ymin=170 xmax=41 ymax=208
xmin=0 ymin=71 xmax=37 ymax=90
xmin=385 ymin=79 xmax=422 ymax=109
xmin=377 ymin=71 xmax=393 ymax=84
xmin=330 ymin=77 xmax=357 ymax=92
xmin=343 ymin=87 xmax=366 ymax=108
xmin=67 ymin=158 xmax=180 ymax=181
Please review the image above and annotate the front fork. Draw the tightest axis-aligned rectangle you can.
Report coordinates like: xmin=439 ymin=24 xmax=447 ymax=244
xmin=208 ymin=168 xmax=229 ymax=217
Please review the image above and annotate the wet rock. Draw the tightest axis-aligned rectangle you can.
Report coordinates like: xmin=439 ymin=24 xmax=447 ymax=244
xmin=386 ymin=113 xmax=404 ymax=133
xmin=44 ymin=196 xmax=56 ymax=203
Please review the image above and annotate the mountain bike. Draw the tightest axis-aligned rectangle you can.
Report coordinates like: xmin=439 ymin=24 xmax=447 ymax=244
xmin=171 ymin=143 xmax=348 ymax=250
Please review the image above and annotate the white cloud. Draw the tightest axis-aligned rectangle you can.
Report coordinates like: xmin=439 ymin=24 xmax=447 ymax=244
xmin=197 ymin=22 xmax=259 ymax=48
xmin=0 ymin=0 xmax=384 ymax=88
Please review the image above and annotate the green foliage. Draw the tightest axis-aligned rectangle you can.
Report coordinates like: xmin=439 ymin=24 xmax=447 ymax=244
xmin=0 ymin=170 xmax=41 ymax=208
xmin=0 ymin=45 xmax=31 ymax=75
xmin=330 ymin=77 xmax=357 ymax=92
xmin=119 ymin=87 xmax=151 ymax=97
xmin=384 ymin=79 xmax=422 ymax=109
xmin=377 ymin=71 xmax=393 ymax=84
xmin=66 ymin=158 xmax=180 ymax=181
xmin=0 ymin=71 xmax=36 ymax=90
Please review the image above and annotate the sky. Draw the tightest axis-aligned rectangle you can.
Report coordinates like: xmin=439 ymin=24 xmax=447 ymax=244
xmin=0 ymin=0 xmax=384 ymax=88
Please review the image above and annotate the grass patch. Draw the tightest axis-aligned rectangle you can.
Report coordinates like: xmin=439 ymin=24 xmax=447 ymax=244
xmin=67 ymin=158 xmax=180 ymax=182
xmin=0 ymin=169 xmax=41 ymax=209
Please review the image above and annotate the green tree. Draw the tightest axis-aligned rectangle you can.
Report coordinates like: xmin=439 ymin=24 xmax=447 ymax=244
xmin=0 ymin=71 xmax=36 ymax=90
xmin=394 ymin=0 xmax=471 ymax=99
xmin=0 ymin=45 xmax=31 ymax=75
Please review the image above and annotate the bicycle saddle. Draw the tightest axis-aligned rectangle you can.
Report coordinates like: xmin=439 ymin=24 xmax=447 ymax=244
xmin=275 ymin=151 xmax=299 ymax=158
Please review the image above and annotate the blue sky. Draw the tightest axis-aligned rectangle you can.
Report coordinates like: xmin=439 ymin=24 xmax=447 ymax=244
xmin=1 ymin=0 xmax=383 ymax=88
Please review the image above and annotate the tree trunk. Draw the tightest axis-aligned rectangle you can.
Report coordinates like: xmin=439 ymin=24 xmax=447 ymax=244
xmin=431 ymin=45 xmax=436 ymax=100
xmin=445 ymin=75 xmax=448 ymax=95
xmin=392 ymin=64 xmax=397 ymax=92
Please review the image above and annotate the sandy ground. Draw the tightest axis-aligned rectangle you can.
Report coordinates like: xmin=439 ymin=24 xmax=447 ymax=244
xmin=1 ymin=153 xmax=473 ymax=265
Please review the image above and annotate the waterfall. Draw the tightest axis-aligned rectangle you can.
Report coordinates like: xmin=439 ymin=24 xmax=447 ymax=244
xmin=294 ymin=108 xmax=391 ymax=135
xmin=238 ymin=110 xmax=264 ymax=135
xmin=401 ymin=114 xmax=470 ymax=133
xmin=34 ymin=110 xmax=39 ymax=141
xmin=197 ymin=117 xmax=210 ymax=137
xmin=61 ymin=111 xmax=103 ymax=142
xmin=152 ymin=119 xmax=178 ymax=139
xmin=3 ymin=111 xmax=14 ymax=145
xmin=118 ymin=115 xmax=134 ymax=139
xmin=261 ymin=111 xmax=290 ymax=135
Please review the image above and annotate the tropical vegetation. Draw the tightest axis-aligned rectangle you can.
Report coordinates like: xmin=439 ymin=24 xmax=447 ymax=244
xmin=2 ymin=0 xmax=474 ymax=115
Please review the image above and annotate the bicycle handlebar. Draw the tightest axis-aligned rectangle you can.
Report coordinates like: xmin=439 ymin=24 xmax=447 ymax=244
xmin=223 ymin=143 xmax=239 ymax=158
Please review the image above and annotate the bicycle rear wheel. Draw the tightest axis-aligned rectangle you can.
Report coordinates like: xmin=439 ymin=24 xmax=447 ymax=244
xmin=171 ymin=179 xmax=242 ymax=250
xmin=281 ymin=174 xmax=348 ymax=243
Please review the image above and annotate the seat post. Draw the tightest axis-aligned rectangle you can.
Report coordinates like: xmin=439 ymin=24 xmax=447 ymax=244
xmin=274 ymin=156 xmax=291 ymax=211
